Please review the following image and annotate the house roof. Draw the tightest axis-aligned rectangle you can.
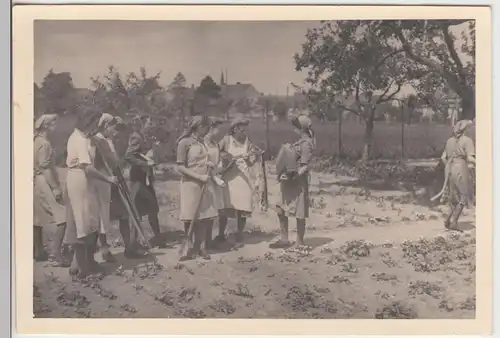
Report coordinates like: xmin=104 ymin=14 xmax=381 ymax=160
xmin=221 ymin=83 xmax=260 ymax=101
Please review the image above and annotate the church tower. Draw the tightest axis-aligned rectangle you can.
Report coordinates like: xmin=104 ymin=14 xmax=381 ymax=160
xmin=220 ymin=69 xmax=225 ymax=86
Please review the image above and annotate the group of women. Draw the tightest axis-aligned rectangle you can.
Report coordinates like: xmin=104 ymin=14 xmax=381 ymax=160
xmin=33 ymin=105 xmax=475 ymax=279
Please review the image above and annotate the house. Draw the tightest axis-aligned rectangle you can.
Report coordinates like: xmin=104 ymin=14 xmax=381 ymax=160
xmin=221 ymin=83 xmax=261 ymax=103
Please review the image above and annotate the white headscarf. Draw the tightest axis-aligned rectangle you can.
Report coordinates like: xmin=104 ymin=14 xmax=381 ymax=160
xmin=34 ymin=114 xmax=58 ymax=138
xmin=98 ymin=113 xmax=115 ymax=130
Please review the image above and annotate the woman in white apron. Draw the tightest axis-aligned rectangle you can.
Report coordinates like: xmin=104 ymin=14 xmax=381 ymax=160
xmin=215 ymin=118 xmax=260 ymax=249
xmin=176 ymin=116 xmax=218 ymax=260
xmin=64 ymin=109 xmax=118 ymax=279
xmin=33 ymin=114 xmax=71 ymax=266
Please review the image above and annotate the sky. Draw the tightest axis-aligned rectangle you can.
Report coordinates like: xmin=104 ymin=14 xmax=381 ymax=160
xmin=34 ymin=20 xmax=321 ymax=95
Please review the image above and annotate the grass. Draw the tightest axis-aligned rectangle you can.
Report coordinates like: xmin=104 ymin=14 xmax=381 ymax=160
xmin=49 ymin=113 xmax=475 ymax=165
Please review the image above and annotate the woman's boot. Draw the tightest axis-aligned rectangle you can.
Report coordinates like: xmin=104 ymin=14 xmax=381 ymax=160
xmin=86 ymin=232 xmax=100 ymax=272
xmin=198 ymin=220 xmax=211 ymax=260
xmin=296 ymin=218 xmax=306 ymax=246
xmin=449 ymin=202 xmax=464 ymax=232
xmin=269 ymin=213 xmax=292 ymax=249
xmin=234 ymin=213 xmax=246 ymax=249
xmin=33 ymin=226 xmax=48 ymax=261
xmin=148 ymin=213 xmax=166 ymax=248
xmin=214 ymin=215 xmax=227 ymax=244
xmin=50 ymin=223 xmax=71 ymax=267
xmin=99 ymin=233 xmax=116 ymax=262
xmin=71 ymin=243 xmax=89 ymax=279
xmin=120 ymin=219 xmax=147 ymax=259
xmin=205 ymin=221 xmax=213 ymax=250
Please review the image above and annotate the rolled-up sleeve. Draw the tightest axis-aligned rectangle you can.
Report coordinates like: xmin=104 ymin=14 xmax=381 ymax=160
xmin=35 ymin=141 xmax=53 ymax=170
xmin=298 ymin=140 xmax=313 ymax=165
xmin=176 ymin=138 xmax=191 ymax=165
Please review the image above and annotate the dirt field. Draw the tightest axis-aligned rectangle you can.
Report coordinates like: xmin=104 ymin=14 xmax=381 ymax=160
xmin=33 ymin=166 xmax=476 ymax=319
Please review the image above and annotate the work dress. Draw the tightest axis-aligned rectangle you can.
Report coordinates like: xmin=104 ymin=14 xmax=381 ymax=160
xmin=278 ymin=136 xmax=314 ymax=219
xmin=64 ymin=129 xmax=100 ymax=244
xmin=204 ymin=138 xmax=225 ymax=211
xmin=125 ymin=131 xmax=159 ymax=217
xmin=33 ymin=135 xmax=66 ymax=227
xmin=219 ymin=135 xmax=257 ymax=218
xmin=177 ymin=136 xmax=218 ymax=222
xmin=92 ymin=133 xmax=128 ymax=234
xmin=442 ymin=135 xmax=475 ymax=207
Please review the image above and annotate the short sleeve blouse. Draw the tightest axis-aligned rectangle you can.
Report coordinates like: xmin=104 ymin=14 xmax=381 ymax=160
xmin=66 ymin=129 xmax=94 ymax=169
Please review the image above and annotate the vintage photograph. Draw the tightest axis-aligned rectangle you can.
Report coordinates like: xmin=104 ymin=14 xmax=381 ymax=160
xmin=31 ymin=17 xmax=480 ymax=321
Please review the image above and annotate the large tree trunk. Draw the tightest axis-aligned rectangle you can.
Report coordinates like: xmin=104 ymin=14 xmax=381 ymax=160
xmin=459 ymin=88 xmax=475 ymax=120
xmin=361 ymin=113 xmax=375 ymax=162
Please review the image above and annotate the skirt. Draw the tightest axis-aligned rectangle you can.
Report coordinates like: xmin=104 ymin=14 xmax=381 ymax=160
xmin=64 ymin=169 xmax=100 ymax=244
xmin=221 ymin=164 xmax=254 ymax=214
xmin=94 ymin=180 xmax=111 ymax=234
xmin=110 ymin=185 xmax=128 ymax=221
xmin=278 ymin=174 xmax=310 ymax=219
xmin=448 ymin=160 xmax=474 ymax=207
xmin=179 ymin=176 xmax=218 ymax=221
xmin=33 ymin=174 xmax=66 ymax=227
xmin=130 ymin=181 xmax=159 ymax=217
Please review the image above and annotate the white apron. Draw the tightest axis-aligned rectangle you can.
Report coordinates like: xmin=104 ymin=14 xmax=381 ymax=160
xmin=222 ymin=136 xmax=254 ymax=213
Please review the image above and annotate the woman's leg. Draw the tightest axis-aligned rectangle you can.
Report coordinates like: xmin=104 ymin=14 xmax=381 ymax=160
xmin=86 ymin=231 xmax=100 ymax=271
xmin=148 ymin=213 xmax=167 ymax=248
xmin=70 ymin=241 xmax=89 ymax=279
xmin=296 ymin=218 xmax=306 ymax=246
xmin=50 ymin=223 xmax=71 ymax=266
xmin=233 ymin=212 xmax=247 ymax=248
xmin=269 ymin=210 xmax=292 ymax=249
xmin=205 ymin=220 xmax=213 ymax=250
xmin=215 ymin=213 xmax=228 ymax=242
xmin=98 ymin=232 xmax=116 ymax=262
xmin=198 ymin=219 xmax=211 ymax=260
xmin=33 ymin=226 xmax=48 ymax=261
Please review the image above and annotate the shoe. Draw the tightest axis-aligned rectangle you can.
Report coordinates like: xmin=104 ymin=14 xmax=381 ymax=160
xmin=269 ymin=240 xmax=292 ymax=249
xmin=49 ymin=255 xmax=72 ymax=268
xmin=199 ymin=250 xmax=211 ymax=260
xmin=34 ymin=251 xmax=49 ymax=262
xmin=124 ymin=249 xmax=149 ymax=259
xmin=101 ymin=251 xmax=117 ymax=263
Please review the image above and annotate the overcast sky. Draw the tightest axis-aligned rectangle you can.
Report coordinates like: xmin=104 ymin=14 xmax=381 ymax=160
xmin=34 ymin=20 xmax=321 ymax=95
xmin=35 ymin=20 xmax=471 ymax=96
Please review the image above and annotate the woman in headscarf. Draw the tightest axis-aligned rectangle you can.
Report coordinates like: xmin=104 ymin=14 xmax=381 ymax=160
xmin=64 ymin=109 xmax=118 ymax=279
xmin=33 ymin=114 xmax=71 ymax=266
xmin=176 ymin=115 xmax=218 ymax=260
xmin=214 ymin=117 xmax=260 ymax=249
xmin=92 ymin=114 xmax=148 ymax=261
xmin=440 ymin=119 xmax=475 ymax=231
xmin=125 ymin=116 xmax=166 ymax=249
xmin=203 ymin=117 xmax=227 ymax=249
xmin=269 ymin=114 xmax=315 ymax=249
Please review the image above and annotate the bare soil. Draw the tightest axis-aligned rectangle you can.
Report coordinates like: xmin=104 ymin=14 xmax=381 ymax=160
xmin=33 ymin=167 xmax=476 ymax=319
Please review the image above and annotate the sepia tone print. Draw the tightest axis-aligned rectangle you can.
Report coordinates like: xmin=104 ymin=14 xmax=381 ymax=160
xmin=32 ymin=18 xmax=478 ymax=320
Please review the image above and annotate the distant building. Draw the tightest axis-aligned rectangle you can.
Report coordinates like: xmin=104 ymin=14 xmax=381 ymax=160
xmin=220 ymin=83 xmax=261 ymax=103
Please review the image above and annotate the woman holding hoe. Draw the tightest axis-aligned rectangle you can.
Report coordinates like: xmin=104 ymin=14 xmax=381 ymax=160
xmin=176 ymin=116 xmax=219 ymax=260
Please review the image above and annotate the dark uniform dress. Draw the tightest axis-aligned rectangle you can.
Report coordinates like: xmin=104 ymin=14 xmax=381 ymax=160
xmin=124 ymin=131 xmax=160 ymax=217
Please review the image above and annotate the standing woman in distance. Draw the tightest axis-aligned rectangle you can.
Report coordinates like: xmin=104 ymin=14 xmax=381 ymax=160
xmin=33 ymin=114 xmax=71 ymax=266
xmin=64 ymin=109 xmax=117 ymax=279
xmin=176 ymin=116 xmax=218 ymax=260
xmin=269 ymin=114 xmax=315 ymax=249
xmin=440 ymin=119 xmax=476 ymax=231
xmin=215 ymin=118 xmax=259 ymax=249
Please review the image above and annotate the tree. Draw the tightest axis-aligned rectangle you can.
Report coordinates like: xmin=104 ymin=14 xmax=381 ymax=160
xmin=295 ymin=20 xmax=413 ymax=160
xmin=40 ymin=69 xmax=75 ymax=114
xmin=166 ymin=72 xmax=190 ymax=128
xmin=90 ymin=66 xmax=163 ymax=116
xmin=193 ymin=76 xmax=221 ymax=115
xmin=377 ymin=20 xmax=475 ymax=120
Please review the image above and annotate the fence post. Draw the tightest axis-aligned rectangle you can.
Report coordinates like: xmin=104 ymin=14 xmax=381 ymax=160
xmin=400 ymin=103 xmax=405 ymax=159
xmin=337 ymin=108 xmax=342 ymax=157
